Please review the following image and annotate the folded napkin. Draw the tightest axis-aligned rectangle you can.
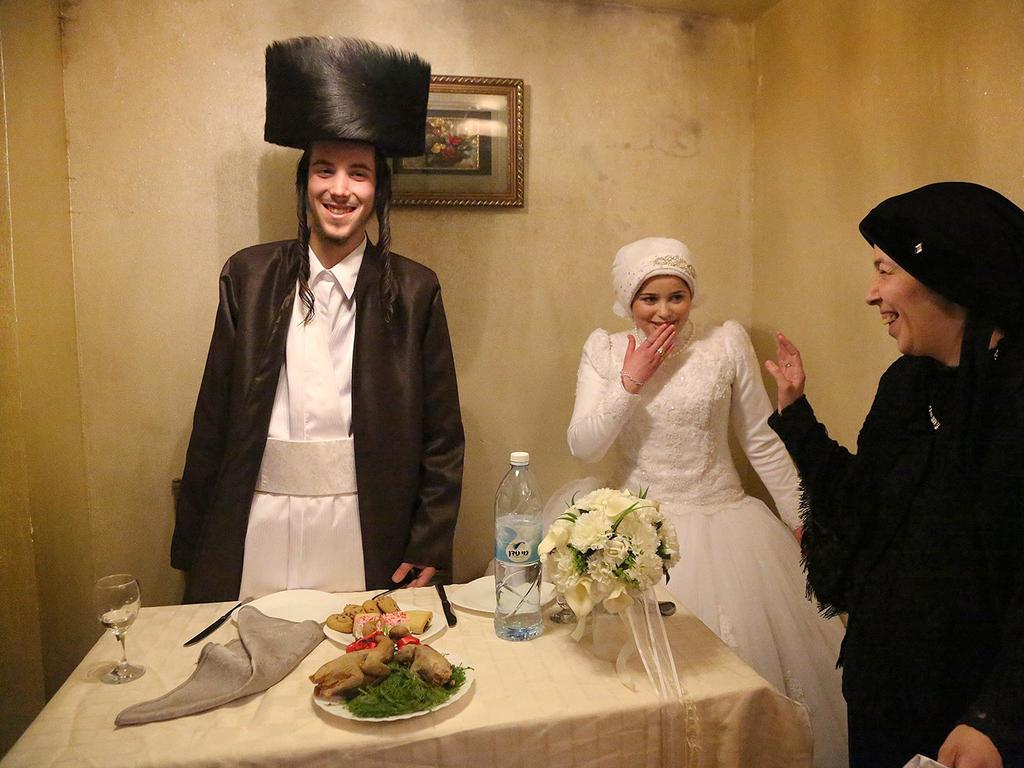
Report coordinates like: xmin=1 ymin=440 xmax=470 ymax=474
xmin=115 ymin=606 xmax=322 ymax=726
xmin=902 ymin=757 xmax=949 ymax=768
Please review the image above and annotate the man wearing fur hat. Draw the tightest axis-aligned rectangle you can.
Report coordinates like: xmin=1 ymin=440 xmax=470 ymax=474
xmin=171 ymin=37 xmax=464 ymax=603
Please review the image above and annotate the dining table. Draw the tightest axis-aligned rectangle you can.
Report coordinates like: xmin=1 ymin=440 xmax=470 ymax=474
xmin=1 ymin=582 xmax=813 ymax=768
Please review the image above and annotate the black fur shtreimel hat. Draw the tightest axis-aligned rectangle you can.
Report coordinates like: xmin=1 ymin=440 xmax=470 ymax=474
xmin=264 ymin=36 xmax=430 ymax=157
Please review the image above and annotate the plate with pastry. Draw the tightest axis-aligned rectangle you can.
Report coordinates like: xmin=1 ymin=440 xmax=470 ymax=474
xmin=311 ymin=633 xmax=474 ymax=722
xmin=322 ymin=592 xmax=445 ymax=646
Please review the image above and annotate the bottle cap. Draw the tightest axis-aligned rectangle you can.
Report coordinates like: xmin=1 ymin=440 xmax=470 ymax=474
xmin=509 ymin=451 xmax=530 ymax=466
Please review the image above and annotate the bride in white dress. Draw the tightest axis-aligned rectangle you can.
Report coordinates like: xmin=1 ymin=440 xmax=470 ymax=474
xmin=567 ymin=237 xmax=849 ymax=768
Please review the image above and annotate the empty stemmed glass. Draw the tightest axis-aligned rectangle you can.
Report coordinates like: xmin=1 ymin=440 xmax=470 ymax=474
xmin=95 ymin=573 xmax=145 ymax=684
xmin=549 ymin=593 xmax=577 ymax=624
xmin=542 ymin=558 xmax=576 ymax=624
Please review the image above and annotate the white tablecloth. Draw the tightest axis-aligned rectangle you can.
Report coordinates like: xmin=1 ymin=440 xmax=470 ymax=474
xmin=2 ymin=586 xmax=812 ymax=767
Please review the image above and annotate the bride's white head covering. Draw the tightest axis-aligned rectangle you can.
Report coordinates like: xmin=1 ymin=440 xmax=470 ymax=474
xmin=611 ymin=237 xmax=699 ymax=318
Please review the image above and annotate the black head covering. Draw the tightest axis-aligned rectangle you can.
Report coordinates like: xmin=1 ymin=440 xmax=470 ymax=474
xmin=265 ymin=36 xmax=430 ymax=157
xmin=861 ymin=182 xmax=1024 ymax=471
xmin=859 ymin=181 xmax=1024 ymax=335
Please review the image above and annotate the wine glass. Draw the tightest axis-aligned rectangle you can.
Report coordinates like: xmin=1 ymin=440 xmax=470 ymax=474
xmin=549 ymin=593 xmax=577 ymax=624
xmin=95 ymin=573 xmax=145 ymax=684
xmin=542 ymin=558 xmax=576 ymax=624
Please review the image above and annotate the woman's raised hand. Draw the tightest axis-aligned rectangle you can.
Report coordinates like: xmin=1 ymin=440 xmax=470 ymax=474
xmin=620 ymin=323 xmax=676 ymax=394
xmin=764 ymin=331 xmax=806 ymax=412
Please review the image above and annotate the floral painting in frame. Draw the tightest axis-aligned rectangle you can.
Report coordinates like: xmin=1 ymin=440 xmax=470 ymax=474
xmin=392 ymin=75 xmax=524 ymax=207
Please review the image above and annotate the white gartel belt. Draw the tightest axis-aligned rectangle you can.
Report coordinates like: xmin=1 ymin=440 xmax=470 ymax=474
xmin=255 ymin=437 xmax=357 ymax=496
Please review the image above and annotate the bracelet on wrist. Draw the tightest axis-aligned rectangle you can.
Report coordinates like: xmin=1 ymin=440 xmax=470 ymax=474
xmin=620 ymin=370 xmax=645 ymax=390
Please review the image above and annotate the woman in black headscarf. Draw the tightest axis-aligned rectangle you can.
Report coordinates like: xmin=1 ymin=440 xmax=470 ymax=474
xmin=765 ymin=182 xmax=1024 ymax=768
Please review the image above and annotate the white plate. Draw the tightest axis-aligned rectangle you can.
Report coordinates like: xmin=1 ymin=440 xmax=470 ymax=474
xmin=447 ymin=575 xmax=556 ymax=615
xmin=322 ymin=589 xmax=446 ymax=647
xmin=232 ymin=589 xmax=339 ymax=624
xmin=313 ymin=651 xmax=474 ymax=722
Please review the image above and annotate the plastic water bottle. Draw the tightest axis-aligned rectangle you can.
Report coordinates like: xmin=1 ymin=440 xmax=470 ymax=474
xmin=494 ymin=451 xmax=544 ymax=641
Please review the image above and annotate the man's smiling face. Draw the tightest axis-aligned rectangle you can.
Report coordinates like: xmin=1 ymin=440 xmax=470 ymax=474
xmin=306 ymin=139 xmax=376 ymax=261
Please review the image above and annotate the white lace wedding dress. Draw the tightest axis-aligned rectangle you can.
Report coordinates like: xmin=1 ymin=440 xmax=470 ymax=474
xmin=567 ymin=320 xmax=849 ymax=768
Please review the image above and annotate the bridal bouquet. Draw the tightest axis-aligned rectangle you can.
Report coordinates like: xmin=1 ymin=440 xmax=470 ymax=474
xmin=539 ymin=487 xmax=680 ymax=628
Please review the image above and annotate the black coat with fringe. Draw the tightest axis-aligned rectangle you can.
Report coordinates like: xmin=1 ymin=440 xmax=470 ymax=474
xmin=769 ymin=347 xmax=1024 ymax=766
xmin=171 ymin=239 xmax=464 ymax=603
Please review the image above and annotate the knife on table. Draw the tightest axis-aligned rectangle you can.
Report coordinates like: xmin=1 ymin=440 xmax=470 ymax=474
xmin=436 ymin=583 xmax=457 ymax=627
xmin=183 ymin=597 xmax=253 ymax=647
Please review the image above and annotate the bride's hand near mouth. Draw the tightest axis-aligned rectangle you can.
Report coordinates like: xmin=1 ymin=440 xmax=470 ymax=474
xmin=620 ymin=322 xmax=676 ymax=395
xmin=764 ymin=331 xmax=806 ymax=412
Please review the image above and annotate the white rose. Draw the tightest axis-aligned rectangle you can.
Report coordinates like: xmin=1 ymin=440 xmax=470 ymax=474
xmin=602 ymin=535 xmax=630 ymax=564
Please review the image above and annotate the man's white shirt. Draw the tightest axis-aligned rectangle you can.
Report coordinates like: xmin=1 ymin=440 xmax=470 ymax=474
xmin=239 ymin=239 xmax=367 ymax=598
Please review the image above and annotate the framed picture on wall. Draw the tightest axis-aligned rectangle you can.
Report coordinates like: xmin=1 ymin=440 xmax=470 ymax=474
xmin=391 ymin=75 xmax=525 ymax=207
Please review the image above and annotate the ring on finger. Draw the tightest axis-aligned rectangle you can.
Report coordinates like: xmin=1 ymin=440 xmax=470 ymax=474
xmin=656 ymin=346 xmax=665 ymax=356
xmin=784 ymin=363 xmax=792 ymax=368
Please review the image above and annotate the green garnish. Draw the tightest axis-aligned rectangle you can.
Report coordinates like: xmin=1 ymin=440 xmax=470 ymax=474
xmin=344 ymin=662 xmax=468 ymax=719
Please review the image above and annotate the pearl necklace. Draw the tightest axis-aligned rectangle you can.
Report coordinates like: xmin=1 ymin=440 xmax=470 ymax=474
xmin=632 ymin=320 xmax=696 ymax=358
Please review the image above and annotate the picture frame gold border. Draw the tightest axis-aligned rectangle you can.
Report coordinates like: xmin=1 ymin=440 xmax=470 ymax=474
xmin=392 ymin=75 xmax=525 ymax=208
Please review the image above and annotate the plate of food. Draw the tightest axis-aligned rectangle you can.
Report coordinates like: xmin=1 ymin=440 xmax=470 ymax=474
xmin=447 ymin=575 xmax=556 ymax=615
xmin=311 ymin=634 xmax=473 ymax=722
xmin=322 ymin=593 xmax=445 ymax=646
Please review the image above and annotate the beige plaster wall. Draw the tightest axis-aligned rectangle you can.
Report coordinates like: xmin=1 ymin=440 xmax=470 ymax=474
xmin=59 ymin=0 xmax=757 ymax=605
xmin=751 ymin=0 xmax=1024 ymax=445
xmin=0 ymin=5 xmax=46 ymax=751
xmin=0 ymin=0 xmax=95 ymax=720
